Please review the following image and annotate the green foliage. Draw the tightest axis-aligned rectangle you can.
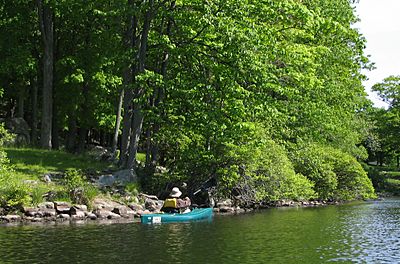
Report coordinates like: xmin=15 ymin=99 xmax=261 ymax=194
xmin=0 ymin=152 xmax=31 ymax=208
xmin=4 ymin=147 xmax=114 ymax=179
xmin=30 ymin=185 xmax=48 ymax=206
xmin=125 ymin=182 xmax=140 ymax=196
xmin=216 ymin=132 xmax=315 ymax=202
xmin=0 ymin=0 xmax=375 ymax=203
xmin=62 ymin=169 xmax=98 ymax=205
xmin=291 ymin=143 xmax=375 ymax=200
xmin=0 ymin=124 xmax=31 ymax=208
xmin=0 ymin=123 xmax=14 ymax=146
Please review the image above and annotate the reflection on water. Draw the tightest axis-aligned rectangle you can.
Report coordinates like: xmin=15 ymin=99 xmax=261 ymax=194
xmin=0 ymin=199 xmax=399 ymax=263
xmin=318 ymin=199 xmax=400 ymax=263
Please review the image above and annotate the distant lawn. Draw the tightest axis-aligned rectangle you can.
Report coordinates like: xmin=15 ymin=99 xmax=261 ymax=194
xmin=368 ymin=165 xmax=400 ymax=195
xmin=4 ymin=147 xmax=115 ymax=181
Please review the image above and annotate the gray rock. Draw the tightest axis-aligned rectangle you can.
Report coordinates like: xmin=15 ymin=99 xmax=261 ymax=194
xmin=54 ymin=201 xmax=70 ymax=207
xmin=235 ymin=207 xmax=246 ymax=214
xmin=86 ymin=212 xmax=97 ymax=220
xmin=37 ymin=202 xmax=55 ymax=209
xmin=107 ymin=212 xmax=122 ymax=219
xmin=219 ymin=206 xmax=235 ymax=213
xmin=112 ymin=206 xmax=135 ymax=218
xmin=1 ymin=215 xmax=21 ymax=222
xmin=4 ymin=117 xmax=30 ymax=145
xmin=94 ymin=209 xmax=112 ymax=219
xmin=58 ymin=214 xmax=70 ymax=219
xmin=217 ymin=199 xmax=232 ymax=208
xmin=87 ymin=145 xmax=113 ymax=161
xmin=97 ymin=175 xmax=115 ymax=187
xmin=128 ymin=203 xmax=144 ymax=211
xmin=113 ymin=169 xmax=137 ymax=184
xmin=40 ymin=209 xmax=56 ymax=217
xmin=70 ymin=206 xmax=87 ymax=216
xmin=71 ymin=211 xmax=85 ymax=219
xmin=112 ymin=206 xmax=127 ymax=216
xmin=145 ymin=198 xmax=163 ymax=211
xmin=55 ymin=205 xmax=71 ymax=214
xmin=74 ymin=205 xmax=88 ymax=212
xmin=43 ymin=174 xmax=52 ymax=183
xmin=23 ymin=207 xmax=39 ymax=217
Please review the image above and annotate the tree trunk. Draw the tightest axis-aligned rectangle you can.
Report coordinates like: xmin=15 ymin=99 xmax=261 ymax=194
xmin=77 ymin=81 xmax=90 ymax=154
xmin=127 ymin=103 xmax=144 ymax=169
xmin=66 ymin=114 xmax=77 ymax=152
xmin=126 ymin=0 xmax=154 ymax=169
xmin=112 ymin=87 xmax=124 ymax=155
xmin=149 ymin=1 xmax=175 ymax=166
xmin=51 ymin=101 xmax=60 ymax=149
xmin=17 ymin=88 xmax=24 ymax=118
xmin=38 ymin=0 xmax=54 ymax=149
xmin=31 ymin=76 xmax=38 ymax=146
xmin=119 ymin=2 xmax=137 ymax=167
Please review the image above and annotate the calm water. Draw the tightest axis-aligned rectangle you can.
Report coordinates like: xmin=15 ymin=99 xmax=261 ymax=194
xmin=1 ymin=198 xmax=400 ymax=263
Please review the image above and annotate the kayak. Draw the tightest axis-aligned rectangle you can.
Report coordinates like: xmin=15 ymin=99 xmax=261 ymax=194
xmin=140 ymin=208 xmax=213 ymax=224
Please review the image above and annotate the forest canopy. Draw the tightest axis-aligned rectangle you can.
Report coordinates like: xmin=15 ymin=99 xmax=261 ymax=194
xmin=0 ymin=0 xmax=376 ymax=203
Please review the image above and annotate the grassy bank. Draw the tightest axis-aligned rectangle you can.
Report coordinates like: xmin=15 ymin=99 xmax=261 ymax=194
xmin=4 ymin=147 xmax=115 ymax=181
xmin=367 ymin=165 xmax=400 ymax=196
xmin=1 ymin=147 xmax=127 ymax=210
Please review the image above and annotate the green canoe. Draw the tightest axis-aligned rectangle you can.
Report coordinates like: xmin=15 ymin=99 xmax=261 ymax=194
xmin=140 ymin=208 xmax=213 ymax=224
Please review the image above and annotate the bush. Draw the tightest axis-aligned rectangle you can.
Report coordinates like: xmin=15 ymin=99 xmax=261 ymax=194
xmin=30 ymin=185 xmax=49 ymax=206
xmin=290 ymin=143 xmax=376 ymax=200
xmin=0 ymin=124 xmax=31 ymax=209
xmin=177 ymin=125 xmax=315 ymax=203
xmin=62 ymin=169 xmax=98 ymax=205
xmin=216 ymin=138 xmax=315 ymax=203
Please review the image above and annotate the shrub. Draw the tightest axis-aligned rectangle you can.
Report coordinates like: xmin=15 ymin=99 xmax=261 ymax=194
xmin=0 ymin=124 xmax=31 ymax=209
xmin=216 ymin=138 xmax=315 ymax=203
xmin=290 ymin=143 xmax=376 ymax=200
xmin=30 ymin=185 xmax=49 ymax=206
xmin=125 ymin=182 xmax=140 ymax=196
xmin=62 ymin=169 xmax=98 ymax=205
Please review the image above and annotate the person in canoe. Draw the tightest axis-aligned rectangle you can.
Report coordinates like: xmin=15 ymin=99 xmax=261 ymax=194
xmin=161 ymin=187 xmax=191 ymax=214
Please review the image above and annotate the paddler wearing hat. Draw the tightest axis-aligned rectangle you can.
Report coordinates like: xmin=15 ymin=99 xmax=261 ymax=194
xmin=161 ymin=187 xmax=191 ymax=214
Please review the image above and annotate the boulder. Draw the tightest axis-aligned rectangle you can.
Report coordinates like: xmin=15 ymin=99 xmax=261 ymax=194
xmin=70 ymin=205 xmax=88 ymax=215
xmin=219 ymin=206 xmax=235 ymax=213
xmin=70 ymin=207 xmax=86 ymax=219
xmin=71 ymin=211 xmax=85 ymax=219
xmin=112 ymin=206 xmax=135 ymax=218
xmin=0 ymin=215 xmax=21 ymax=222
xmin=86 ymin=212 xmax=97 ymax=220
xmin=94 ymin=209 xmax=112 ymax=219
xmin=40 ymin=209 xmax=56 ymax=217
xmin=37 ymin=202 xmax=55 ymax=209
xmin=54 ymin=202 xmax=71 ymax=214
xmin=4 ymin=117 xmax=30 ymax=145
xmin=97 ymin=175 xmax=115 ymax=187
xmin=145 ymin=198 xmax=163 ymax=211
xmin=58 ymin=214 xmax=70 ymax=219
xmin=23 ymin=207 xmax=39 ymax=217
xmin=216 ymin=199 xmax=232 ymax=208
xmin=128 ymin=203 xmax=144 ymax=212
xmin=87 ymin=145 xmax=113 ymax=161
xmin=107 ymin=212 xmax=122 ymax=219
xmin=113 ymin=169 xmax=137 ymax=184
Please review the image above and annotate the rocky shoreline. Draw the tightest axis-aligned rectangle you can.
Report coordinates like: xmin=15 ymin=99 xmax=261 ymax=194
xmin=0 ymin=195 xmax=344 ymax=226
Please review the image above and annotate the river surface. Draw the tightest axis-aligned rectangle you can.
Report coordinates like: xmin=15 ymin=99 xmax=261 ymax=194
xmin=1 ymin=198 xmax=400 ymax=263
